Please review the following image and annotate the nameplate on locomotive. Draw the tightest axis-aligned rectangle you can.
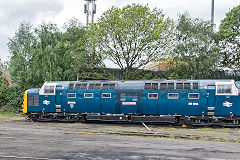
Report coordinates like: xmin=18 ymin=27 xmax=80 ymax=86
xmin=122 ymin=102 xmax=136 ymax=105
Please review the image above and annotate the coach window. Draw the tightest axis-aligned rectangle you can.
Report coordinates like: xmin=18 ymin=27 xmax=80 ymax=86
xmin=188 ymin=93 xmax=200 ymax=99
xmin=67 ymin=93 xmax=76 ymax=98
xmin=84 ymin=93 xmax=94 ymax=98
xmin=95 ymin=83 xmax=101 ymax=89
xmin=148 ymin=93 xmax=158 ymax=99
xmin=168 ymin=93 xmax=178 ymax=99
xmin=102 ymin=93 xmax=111 ymax=98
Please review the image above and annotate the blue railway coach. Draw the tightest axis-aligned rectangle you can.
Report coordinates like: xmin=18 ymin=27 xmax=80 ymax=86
xmin=22 ymin=80 xmax=240 ymax=126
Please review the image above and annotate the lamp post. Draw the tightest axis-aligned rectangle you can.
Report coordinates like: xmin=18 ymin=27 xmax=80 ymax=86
xmin=84 ymin=0 xmax=96 ymax=26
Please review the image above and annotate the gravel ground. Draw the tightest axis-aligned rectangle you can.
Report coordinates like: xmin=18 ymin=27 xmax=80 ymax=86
xmin=0 ymin=114 xmax=240 ymax=159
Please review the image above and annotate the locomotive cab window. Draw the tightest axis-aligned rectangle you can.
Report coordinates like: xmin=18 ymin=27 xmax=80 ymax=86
xmin=84 ymin=93 xmax=94 ymax=98
xmin=168 ymin=93 xmax=178 ymax=99
xmin=67 ymin=93 xmax=76 ymax=98
xmin=188 ymin=93 xmax=200 ymax=99
xmin=216 ymin=81 xmax=238 ymax=96
xmin=148 ymin=93 xmax=158 ymax=99
xmin=102 ymin=93 xmax=111 ymax=98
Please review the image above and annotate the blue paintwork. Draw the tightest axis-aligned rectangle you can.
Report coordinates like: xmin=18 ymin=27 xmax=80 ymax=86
xmin=25 ymin=80 xmax=240 ymax=117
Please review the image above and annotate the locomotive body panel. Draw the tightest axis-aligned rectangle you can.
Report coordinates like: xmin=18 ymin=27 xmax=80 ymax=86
xmin=22 ymin=79 xmax=240 ymax=126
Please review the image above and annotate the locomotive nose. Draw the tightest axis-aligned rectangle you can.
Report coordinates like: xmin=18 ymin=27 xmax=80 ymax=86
xmin=22 ymin=90 xmax=28 ymax=114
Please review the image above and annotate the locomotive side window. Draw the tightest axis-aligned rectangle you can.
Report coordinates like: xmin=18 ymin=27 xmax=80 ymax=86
xmin=152 ymin=83 xmax=158 ymax=90
xmin=84 ymin=93 xmax=94 ymax=98
xmin=188 ymin=93 xmax=200 ymax=99
xmin=184 ymin=83 xmax=190 ymax=89
xmin=193 ymin=83 xmax=199 ymax=89
xmin=216 ymin=81 xmax=238 ymax=96
xmin=145 ymin=83 xmax=151 ymax=90
xmin=167 ymin=83 xmax=174 ymax=90
xmin=160 ymin=83 xmax=167 ymax=90
xmin=95 ymin=83 xmax=101 ymax=89
xmin=168 ymin=93 xmax=178 ymax=99
xmin=102 ymin=93 xmax=111 ymax=98
xmin=81 ymin=83 xmax=87 ymax=89
xmin=89 ymin=84 xmax=95 ymax=90
xmin=102 ymin=84 xmax=109 ymax=90
xmin=44 ymin=86 xmax=55 ymax=94
xmin=75 ymin=84 xmax=81 ymax=90
xmin=109 ymin=83 xmax=116 ymax=89
xmin=176 ymin=83 xmax=183 ymax=89
xmin=67 ymin=93 xmax=76 ymax=98
xmin=68 ymin=83 xmax=74 ymax=90
xmin=217 ymin=85 xmax=232 ymax=94
xmin=148 ymin=93 xmax=158 ymax=99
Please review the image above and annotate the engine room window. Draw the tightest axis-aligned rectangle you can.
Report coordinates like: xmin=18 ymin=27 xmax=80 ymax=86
xmin=168 ymin=93 xmax=178 ymax=99
xmin=193 ymin=83 xmax=199 ymax=90
xmin=160 ymin=83 xmax=167 ymax=90
xmin=95 ymin=83 xmax=101 ymax=89
xmin=88 ymin=84 xmax=95 ymax=90
xmin=84 ymin=93 xmax=94 ymax=98
xmin=152 ymin=83 xmax=158 ymax=90
xmin=145 ymin=83 xmax=151 ymax=90
xmin=109 ymin=83 xmax=116 ymax=89
xmin=188 ymin=93 xmax=200 ymax=99
xmin=67 ymin=93 xmax=76 ymax=98
xmin=102 ymin=93 xmax=111 ymax=98
xmin=81 ymin=83 xmax=87 ymax=89
xmin=167 ymin=83 xmax=174 ymax=90
xmin=44 ymin=86 xmax=55 ymax=94
xmin=68 ymin=83 xmax=74 ymax=90
xmin=184 ymin=83 xmax=190 ymax=89
xmin=102 ymin=84 xmax=109 ymax=90
xmin=148 ymin=93 xmax=158 ymax=99
xmin=75 ymin=84 xmax=81 ymax=90
xmin=217 ymin=84 xmax=232 ymax=94
xmin=176 ymin=83 xmax=183 ymax=89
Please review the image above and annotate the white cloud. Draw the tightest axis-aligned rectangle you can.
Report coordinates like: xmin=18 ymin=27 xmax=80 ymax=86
xmin=0 ymin=0 xmax=239 ymax=64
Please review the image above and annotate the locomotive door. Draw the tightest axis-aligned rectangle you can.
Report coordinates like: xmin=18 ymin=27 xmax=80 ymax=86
xmin=207 ymin=85 xmax=216 ymax=115
xmin=119 ymin=92 xmax=139 ymax=114
xmin=55 ymin=86 xmax=62 ymax=112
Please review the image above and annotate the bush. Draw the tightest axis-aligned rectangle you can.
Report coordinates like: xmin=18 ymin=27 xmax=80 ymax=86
xmin=0 ymin=77 xmax=24 ymax=113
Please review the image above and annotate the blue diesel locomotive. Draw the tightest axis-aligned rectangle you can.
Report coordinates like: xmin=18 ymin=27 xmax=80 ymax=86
xmin=22 ymin=80 xmax=240 ymax=126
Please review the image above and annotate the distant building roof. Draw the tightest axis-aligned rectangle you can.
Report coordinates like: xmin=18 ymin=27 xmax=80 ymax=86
xmin=144 ymin=58 xmax=175 ymax=71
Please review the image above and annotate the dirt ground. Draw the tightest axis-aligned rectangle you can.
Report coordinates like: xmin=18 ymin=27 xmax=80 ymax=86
xmin=0 ymin=114 xmax=240 ymax=159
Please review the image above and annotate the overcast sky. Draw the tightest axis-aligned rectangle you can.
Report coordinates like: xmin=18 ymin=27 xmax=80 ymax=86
xmin=0 ymin=0 xmax=239 ymax=63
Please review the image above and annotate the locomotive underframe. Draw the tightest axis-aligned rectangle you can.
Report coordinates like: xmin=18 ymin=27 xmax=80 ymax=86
xmin=26 ymin=112 xmax=240 ymax=127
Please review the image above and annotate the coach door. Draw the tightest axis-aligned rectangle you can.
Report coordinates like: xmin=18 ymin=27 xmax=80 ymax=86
xmin=207 ymin=85 xmax=216 ymax=115
xmin=55 ymin=86 xmax=62 ymax=112
xmin=119 ymin=92 xmax=139 ymax=114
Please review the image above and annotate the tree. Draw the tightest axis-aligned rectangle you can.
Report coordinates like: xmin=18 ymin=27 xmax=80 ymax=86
xmin=8 ymin=22 xmax=35 ymax=89
xmin=170 ymin=13 xmax=219 ymax=79
xmin=88 ymin=4 xmax=174 ymax=79
xmin=218 ymin=5 xmax=240 ymax=71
